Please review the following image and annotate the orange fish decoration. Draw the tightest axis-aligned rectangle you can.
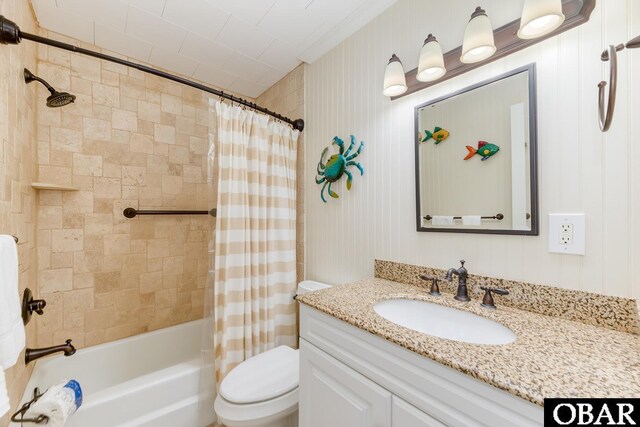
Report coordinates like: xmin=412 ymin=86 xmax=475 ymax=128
xmin=464 ymin=141 xmax=500 ymax=161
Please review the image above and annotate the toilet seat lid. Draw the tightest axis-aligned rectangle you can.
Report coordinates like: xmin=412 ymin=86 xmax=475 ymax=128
xmin=219 ymin=345 xmax=299 ymax=404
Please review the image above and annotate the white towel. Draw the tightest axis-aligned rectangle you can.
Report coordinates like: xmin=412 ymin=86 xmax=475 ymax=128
xmin=0 ymin=235 xmax=25 ymax=369
xmin=0 ymin=369 xmax=9 ymax=418
xmin=431 ymin=216 xmax=454 ymax=225
xmin=462 ymin=216 xmax=482 ymax=226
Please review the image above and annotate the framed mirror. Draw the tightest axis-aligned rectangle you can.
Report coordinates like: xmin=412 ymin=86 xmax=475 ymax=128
xmin=414 ymin=64 xmax=538 ymax=235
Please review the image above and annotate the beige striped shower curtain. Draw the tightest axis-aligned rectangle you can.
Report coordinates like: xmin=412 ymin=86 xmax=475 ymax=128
xmin=212 ymin=101 xmax=299 ymax=383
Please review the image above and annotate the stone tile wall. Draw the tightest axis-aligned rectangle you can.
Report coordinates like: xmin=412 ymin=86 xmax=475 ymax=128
xmin=34 ymin=30 xmax=235 ymax=349
xmin=0 ymin=1 xmax=39 ymax=425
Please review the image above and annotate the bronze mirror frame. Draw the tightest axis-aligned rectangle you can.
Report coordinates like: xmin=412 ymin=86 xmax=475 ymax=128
xmin=393 ymin=0 xmax=595 ymax=100
xmin=414 ymin=64 xmax=539 ymax=236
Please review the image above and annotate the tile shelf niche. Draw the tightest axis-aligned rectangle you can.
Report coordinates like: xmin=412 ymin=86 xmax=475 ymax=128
xmin=31 ymin=182 xmax=79 ymax=191
xmin=392 ymin=0 xmax=595 ymax=100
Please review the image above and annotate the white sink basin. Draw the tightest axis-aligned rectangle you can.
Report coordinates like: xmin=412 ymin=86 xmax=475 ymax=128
xmin=373 ymin=299 xmax=516 ymax=345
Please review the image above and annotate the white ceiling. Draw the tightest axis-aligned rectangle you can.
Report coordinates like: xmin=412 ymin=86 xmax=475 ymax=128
xmin=30 ymin=0 xmax=398 ymax=98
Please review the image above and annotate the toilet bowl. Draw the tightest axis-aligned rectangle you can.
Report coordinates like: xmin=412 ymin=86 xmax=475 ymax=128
xmin=213 ymin=280 xmax=331 ymax=427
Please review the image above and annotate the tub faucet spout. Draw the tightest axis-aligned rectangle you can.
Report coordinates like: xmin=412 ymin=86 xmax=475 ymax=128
xmin=25 ymin=339 xmax=76 ymax=365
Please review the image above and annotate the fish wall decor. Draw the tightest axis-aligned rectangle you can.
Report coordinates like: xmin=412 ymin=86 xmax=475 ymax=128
xmin=464 ymin=141 xmax=500 ymax=161
xmin=420 ymin=127 xmax=450 ymax=144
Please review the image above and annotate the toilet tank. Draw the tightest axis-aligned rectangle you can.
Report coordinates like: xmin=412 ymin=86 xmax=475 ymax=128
xmin=297 ymin=280 xmax=331 ymax=296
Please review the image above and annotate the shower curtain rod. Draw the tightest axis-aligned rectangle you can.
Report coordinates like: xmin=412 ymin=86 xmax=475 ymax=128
xmin=0 ymin=15 xmax=305 ymax=132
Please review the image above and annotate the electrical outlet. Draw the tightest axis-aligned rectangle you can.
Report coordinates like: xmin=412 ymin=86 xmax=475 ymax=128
xmin=560 ymin=233 xmax=572 ymax=245
xmin=559 ymin=223 xmax=573 ymax=245
xmin=560 ymin=224 xmax=572 ymax=234
xmin=549 ymin=214 xmax=585 ymax=255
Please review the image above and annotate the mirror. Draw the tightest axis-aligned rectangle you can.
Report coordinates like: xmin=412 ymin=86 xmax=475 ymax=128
xmin=414 ymin=64 xmax=538 ymax=235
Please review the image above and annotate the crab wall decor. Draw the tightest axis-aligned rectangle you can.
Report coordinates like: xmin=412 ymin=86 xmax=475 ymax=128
xmin=315 ymin=135 xmax=365 ymax=203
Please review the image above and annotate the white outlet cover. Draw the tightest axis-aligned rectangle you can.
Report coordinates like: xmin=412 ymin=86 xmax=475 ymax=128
xmin=549 ymin=213 xmax=586 ymax=255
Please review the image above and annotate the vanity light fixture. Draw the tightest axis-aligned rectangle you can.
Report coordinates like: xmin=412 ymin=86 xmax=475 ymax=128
xmin=460 ymin=6 xmax=496 ymax=64
xmin=382 ymin=54 xmax=408 ymax=96
xmin=416 ymin=34 xmax=446 ymax=82
xmin=517 ymin=0 xmax=565 ymax=39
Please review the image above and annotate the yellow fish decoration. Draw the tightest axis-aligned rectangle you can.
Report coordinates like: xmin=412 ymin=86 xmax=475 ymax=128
xmin=421 ymin=127 xmax=450 ymax=144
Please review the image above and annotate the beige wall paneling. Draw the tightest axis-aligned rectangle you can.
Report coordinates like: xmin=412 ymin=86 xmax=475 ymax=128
xmin=305 ymin=0 xmax=640 ymax=299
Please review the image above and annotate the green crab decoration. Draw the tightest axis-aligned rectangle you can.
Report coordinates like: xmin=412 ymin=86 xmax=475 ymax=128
xmin=315 ymin=135 xmax=365 ymax=203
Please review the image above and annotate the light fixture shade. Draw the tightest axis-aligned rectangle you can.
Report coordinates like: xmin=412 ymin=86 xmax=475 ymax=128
xmin=460 ymin=7 xmax=496 ymax=64
xmin=383 ymin=54 xmax=407 ymax=97
xmin=417 ymin=34 xmax=446 ymax=82
xmin=517 ymin=0 xmax=565 ymax=39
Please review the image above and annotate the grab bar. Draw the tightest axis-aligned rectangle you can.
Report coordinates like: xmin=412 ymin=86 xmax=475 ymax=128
xmin=123 ymin=208 xmax=216 ymax=218
xmin=598 ymin=35 xmax=640 ymax=132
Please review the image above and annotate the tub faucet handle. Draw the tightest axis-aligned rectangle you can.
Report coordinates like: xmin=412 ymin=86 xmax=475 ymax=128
xmin=21 ymin=288 xmax=47 ymax=325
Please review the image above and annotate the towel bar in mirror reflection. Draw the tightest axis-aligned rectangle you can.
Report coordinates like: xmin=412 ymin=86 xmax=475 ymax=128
xmin=415 ymin=64 xmax=538 ymax=236
xmin=424 ymin=214 xmax=504 ymax=221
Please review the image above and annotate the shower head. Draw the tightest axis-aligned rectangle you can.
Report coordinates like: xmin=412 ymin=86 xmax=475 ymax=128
xmin=24 ymin=68 xmax=76 ymax=108
xmin=45 ymin=91 xmax=76 ymax=108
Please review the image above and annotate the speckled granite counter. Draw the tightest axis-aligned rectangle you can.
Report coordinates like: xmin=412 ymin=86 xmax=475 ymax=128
xmin=297 ymin=278 xmax=640 ymax=406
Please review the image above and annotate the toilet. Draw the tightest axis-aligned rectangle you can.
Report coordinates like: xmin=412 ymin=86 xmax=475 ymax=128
xmin=214 ymin=280 xmax=332 ymax=427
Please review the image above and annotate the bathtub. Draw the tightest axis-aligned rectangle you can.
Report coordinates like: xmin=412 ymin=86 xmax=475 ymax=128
xmin=11 ymin=320 xmax=216 ymax=427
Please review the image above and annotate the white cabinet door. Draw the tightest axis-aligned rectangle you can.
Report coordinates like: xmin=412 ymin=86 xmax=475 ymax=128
xmin=392 ymin=397 xmax=447 ymax=427
xmin=299 ymin=339 xmax=392 ymax=427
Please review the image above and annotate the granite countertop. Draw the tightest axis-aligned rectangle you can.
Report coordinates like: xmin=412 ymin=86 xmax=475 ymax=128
xmin=297 ymin=278 xmax=640 ymax=406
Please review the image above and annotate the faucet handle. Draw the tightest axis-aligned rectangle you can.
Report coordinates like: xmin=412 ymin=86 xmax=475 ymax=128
xmin=480 ymin=286 xmax=509 ymax=309
xmin=419 ymin=275 xmax=441 ymax=296
xmin=460 ymin=260 xmax=465 ymax=267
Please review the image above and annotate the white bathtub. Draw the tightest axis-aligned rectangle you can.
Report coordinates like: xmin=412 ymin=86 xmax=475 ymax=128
xmin=11 ymin=320 xmax=216 ymax=427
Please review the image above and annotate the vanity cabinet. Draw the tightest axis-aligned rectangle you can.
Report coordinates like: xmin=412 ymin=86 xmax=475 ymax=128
xmin=299 ymin=305 xmax=544 ymax=427
xmin=299 ymin=339 xmax=391 ymax=427
xmin=300 ymin=339 xmax=447 ymax=427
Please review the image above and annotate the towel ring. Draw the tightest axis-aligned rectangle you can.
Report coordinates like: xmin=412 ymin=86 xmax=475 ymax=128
xmin=598 ymin=44 xmax=621 ymax=132
xmin=598 ymin=35 xmax=640 ymax=132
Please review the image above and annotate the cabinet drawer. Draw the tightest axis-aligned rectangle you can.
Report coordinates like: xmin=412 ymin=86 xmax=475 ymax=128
xmin=393 ymin=397 xmax=447 ymax=427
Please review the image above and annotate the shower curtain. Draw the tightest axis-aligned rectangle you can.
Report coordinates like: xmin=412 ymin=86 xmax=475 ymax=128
xmin=212 ymin=101 xmax=299 ymax=383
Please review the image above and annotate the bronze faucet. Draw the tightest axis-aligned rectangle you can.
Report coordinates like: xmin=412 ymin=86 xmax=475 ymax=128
xmin=25 ymin=339 xmax=76 ymax=365
xmin=444 ymin=260 xmax=470 ymax=302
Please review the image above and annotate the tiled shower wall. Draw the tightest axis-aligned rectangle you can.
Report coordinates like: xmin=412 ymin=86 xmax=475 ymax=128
xmin=256 ymin=64 xmax=305 ymax=283
xmin=34 ymin=30 xmax=232 ymax=348
xmin=0 ymin=1 xmax=39 ymax=424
